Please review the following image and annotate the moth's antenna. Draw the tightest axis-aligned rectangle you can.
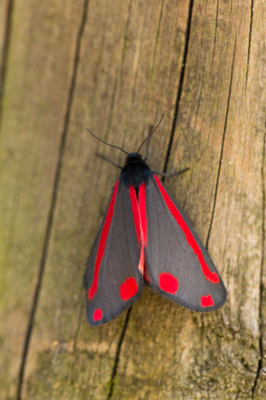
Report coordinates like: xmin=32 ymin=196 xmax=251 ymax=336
xmin=137 ymin=111 xmax=166 ymax=154
xmin=144 ymin=126 xmax=153 ymax=161
xmin=87 ymin=128 xmax=129 ymax=155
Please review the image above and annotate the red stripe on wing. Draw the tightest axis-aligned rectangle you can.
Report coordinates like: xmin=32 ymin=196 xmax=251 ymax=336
xmin=138 ymin=184 xmax=150 ymax=281
xmin=154 ymin=175 xmax=219 ymax=284
xmin=129 ymin=183 xmax=147 ymax=246
xmin=129 ymin=186 xmax=141 ymax=246
xmin=139 ymin=182 xmax=147 ymax=246
xmin=88 ymin=180 xmax=119 ymax=300
xmin=129 ymin=183 xmax=149 ymax=280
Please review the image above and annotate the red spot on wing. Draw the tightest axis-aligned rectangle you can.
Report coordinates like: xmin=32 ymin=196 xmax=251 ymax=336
xmin=201 ymin=295 xmax=215 ymax=307
xmin=159 ymin=272 xmax=179 ymax=294
xmin=154 ymin=176 xmax=219 ymax=284
xmin=88 ymin=180 xmax=119 ymax=300
xmin=120 ymin=277 xmax=138 ymax=301
xmin=93 ymin=308 xmax=103 ymax=321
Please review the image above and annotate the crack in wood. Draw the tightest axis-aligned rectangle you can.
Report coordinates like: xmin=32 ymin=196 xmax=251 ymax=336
xmin=206 ymin=37 xmax=236 ymax=250
xmin=107 ymin=308 xmax=132 ymax=400
xmin=252 ymin=129 xmax=266 ymax=397
xmin=16 ymin=0 xmax=90 ymax=398
xmin=246 ymin=0 xmax=254 ymax=90
xmin=162 ymin=0 xmax=194 ymax=176
xmin=0 ymin=0 xmax=14 ymax=121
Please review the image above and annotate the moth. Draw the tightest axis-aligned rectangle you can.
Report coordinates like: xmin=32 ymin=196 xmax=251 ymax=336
xmin=84 ymin=119 xmax=226 ymax=326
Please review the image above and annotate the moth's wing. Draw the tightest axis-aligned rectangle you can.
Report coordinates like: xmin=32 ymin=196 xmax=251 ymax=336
xmin=144 ymin=175 xmax=226 ymax=312
xmin=84 ymin=180 xmax=143 ymax=326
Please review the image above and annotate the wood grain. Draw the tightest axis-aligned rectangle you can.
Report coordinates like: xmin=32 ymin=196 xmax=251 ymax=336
xmin=0 ymin=0 xmax=10 ymax=90
xmin=22 ymin=1 xmax=191 ymax=398
xmin=0 ymin=0 xmax=85 ymax=397
xmin=114 ymin=1 xmax=265 ymax=398
xmin=1 ymin=0 xmax=266 ymax=399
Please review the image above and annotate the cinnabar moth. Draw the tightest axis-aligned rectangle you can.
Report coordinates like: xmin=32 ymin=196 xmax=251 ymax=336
xmin=84 ymin=120 xmax=226 ymax=326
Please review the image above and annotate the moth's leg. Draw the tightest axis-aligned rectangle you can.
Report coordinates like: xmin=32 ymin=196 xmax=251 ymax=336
xmin=152 ymin=167 xmax=190 ymax=177
xmin=95 ymin=152 xmax=122 ymax=169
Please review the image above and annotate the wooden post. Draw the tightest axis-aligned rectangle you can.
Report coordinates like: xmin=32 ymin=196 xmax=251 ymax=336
xmin=1 ymin=0 xmax=265 ymax=399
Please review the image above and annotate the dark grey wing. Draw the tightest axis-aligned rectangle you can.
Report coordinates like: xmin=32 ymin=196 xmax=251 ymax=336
xmin=84 ymin=180 xmax=143 ymax=326
xmin=144 ymin=175 xmax=226 ymax=312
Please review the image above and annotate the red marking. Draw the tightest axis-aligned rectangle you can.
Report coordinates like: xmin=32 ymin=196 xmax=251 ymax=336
xmin=93 ymin=308 xmax=102 ymax=321
xmin=138 ymin=183 xmax=147 ymax=246
xmin=88 ymin=180 xmax=119 ymax=300
xmin=201 ymin=295 xmax=215 ymax=307
xmin=138 ymin=244 xmax=145 ymax=275
xmin=129 ymin=186 xmax=141 ymax=246
xmin=129 ymin=183 xmax=147 ymax=247
xmin=159 ymin=272 xmax=179 ymax=294
xmin=154 ymin=176 xmax=219 ymax=284
xmin=129 ymin=183 xmax=148 ymax=277
xmin=120 ymin=277 xmax=138 ymax=301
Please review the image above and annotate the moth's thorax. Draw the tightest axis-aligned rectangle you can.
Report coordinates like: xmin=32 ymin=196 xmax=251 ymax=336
xmin=120 ymin=152 xmax=151 ymax=187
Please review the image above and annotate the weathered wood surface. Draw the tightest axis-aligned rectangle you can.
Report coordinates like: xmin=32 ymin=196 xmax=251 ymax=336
xmin=0 ymin=0 xmax=266 ymax=399
xmin=0 ymin=0 xmax=9 ymax=85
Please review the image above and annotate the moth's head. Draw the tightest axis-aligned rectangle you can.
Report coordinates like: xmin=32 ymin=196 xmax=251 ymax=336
xmin=125 ymin=153 xmax=144 ymax=164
